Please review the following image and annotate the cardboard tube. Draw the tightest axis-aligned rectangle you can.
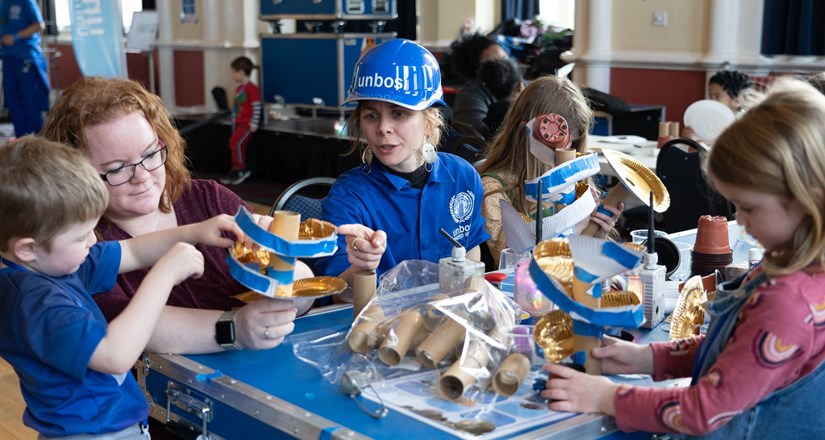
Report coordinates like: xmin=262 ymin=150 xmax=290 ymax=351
xmin=554 ymin=148 xmax=577 ymax=166
xmin=347 ymin=304 xmax=385 ymax=354
xmin=582 ymin=184 xmax=630 ymax=236
xmin=439 ymin=342 xmax=490 ymax=400
xmin=493 ymin=353 xmax=531 ymax=396
xmin=269 ymin=210 xmax=300 ymax=297
xmin=352 ymin=270 xmax=377 ymax=319
xmin=422 ymin=293 xmax=449 ymax=331
xmin=571 ymin=277 xmax=601 ymax=309
xmin=668 ymin=121 xmax=680 ymax=138
xmin=410 ymin=326 xmax=432 ymax=355
xmin=378 ymin=309 xmax=422 ymax=366
xmin=574 ymin=334 xmax=602 ymax=375
xmin=416 ymin=317 xmax=466 ymax=368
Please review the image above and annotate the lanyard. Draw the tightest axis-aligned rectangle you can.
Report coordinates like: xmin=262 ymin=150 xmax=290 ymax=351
xmin=0 ymin=256 xmax=30 ymax=272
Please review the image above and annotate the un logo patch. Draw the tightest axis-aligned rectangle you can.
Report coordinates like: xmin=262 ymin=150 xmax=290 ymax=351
xmin=449 ymin=191 xmax=475 ymax=224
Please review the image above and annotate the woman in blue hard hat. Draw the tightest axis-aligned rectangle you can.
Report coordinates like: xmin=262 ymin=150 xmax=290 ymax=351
xmin=316 ymin=39 xmax=490 ymax=286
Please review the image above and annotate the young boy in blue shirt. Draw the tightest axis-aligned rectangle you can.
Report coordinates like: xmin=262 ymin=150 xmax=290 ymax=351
xmin=0 ymin=136 xmax=246 ymax=439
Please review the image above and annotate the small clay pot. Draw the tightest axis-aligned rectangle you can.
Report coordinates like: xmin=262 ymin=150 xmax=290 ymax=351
xmin=693 ymin=215 xmax=731 ymax=254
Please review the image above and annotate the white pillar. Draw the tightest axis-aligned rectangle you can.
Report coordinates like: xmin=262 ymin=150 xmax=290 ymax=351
xmin=156 ymin=0 xmax=175 ymax=107
xmin=701 ymin=0 xmax=739 ymax=68
xmin=573 ymin=0 xmax=612 ymax=92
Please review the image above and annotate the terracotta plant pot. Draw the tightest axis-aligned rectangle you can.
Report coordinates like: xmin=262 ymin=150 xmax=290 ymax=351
xmin=693 ymin=215 xmax=731 ymax=254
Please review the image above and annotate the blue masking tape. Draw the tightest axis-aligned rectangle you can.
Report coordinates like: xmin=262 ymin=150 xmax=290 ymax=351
xmin=574 ymin=267 xmax=598 ymax=283
xmin=524 ymin=154 xmax=600 ymax=200
xmin=572 ymin=352 xmax=586 ymax=365
xmin=234 ymin=207 xmax=337 ymax=257
xmin=529 ymin=258 xmax=644 ymax=328
xmin=226 ymin=254 xmax=295 ymax=296
xmin=195 ymin=371 xmax=223 ymax=383
xmin=596 ymin=204 xmax=614 ymax=217
xmin=573 ymin=320 xmax=604 ymax=338
xmin=602 ymin=241 xmax=643 ymax=269
xmin=318 ymin=426 xmax=343 ymax=440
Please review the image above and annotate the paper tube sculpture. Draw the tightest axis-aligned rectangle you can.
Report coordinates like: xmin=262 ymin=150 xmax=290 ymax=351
xmin=528 ymin=236 xmax=647 ymax=374
xmin=227 ymin=207 xmax=338 ymax=298
xmin=582 ymin=150 xmax=669 ymax=236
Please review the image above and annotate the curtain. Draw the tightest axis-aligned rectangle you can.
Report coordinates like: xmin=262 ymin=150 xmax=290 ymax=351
xmin=501 ymin=0 xmax=540 ymax=22
xmin=761 ymin=0 xmax=825 ymax=56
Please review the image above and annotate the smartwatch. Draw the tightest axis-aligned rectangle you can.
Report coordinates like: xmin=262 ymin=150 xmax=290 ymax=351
xmin=215 ymin=310 xmax=243 ymax=351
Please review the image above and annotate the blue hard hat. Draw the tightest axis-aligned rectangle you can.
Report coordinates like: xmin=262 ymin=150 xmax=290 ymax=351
xmin=344 ymin=39 xmax=446 ymax=111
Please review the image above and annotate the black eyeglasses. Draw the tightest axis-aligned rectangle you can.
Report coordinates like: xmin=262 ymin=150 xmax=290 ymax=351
xmin=99 ymin=141 xmax=168 ymax=186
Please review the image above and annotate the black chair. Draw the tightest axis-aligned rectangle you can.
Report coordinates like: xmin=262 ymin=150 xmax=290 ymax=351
xmin=450 ymin=135 xmax=487 ymax=165
xmin=269 ymin=177 xmax=337 ymax=219
xmin=656 ymin=138 xmax=733 ymax=233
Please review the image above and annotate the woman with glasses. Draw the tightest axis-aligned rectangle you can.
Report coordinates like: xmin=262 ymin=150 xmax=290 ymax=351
xmin=41 ymin=77 xmax=310 ymax=354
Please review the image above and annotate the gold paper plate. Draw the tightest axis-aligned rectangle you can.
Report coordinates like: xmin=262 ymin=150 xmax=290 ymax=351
xmin=534 ymin=238 xmax=571 ymax=258
xmin=670 ymin=276 xmax=706 ymax=340
xmin=602 ymin=149 xmax=670 ymax=212
xmin=534 ymin=310 xmax=574 ymax=363
xmin=233 ymin=276 xmax=347 ymax=302
xmin=535 ymin=256 xmax=574 ymax=291
xmin=232 ymin=243 xmax=270 ymax=268
xmin=601 ymin=291 xmax=641 ymax=308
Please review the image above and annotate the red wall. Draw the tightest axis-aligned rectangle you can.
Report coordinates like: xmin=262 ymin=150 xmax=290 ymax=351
xmin=610 ymin=68 xmax=707 ymax=126
xmin=173 ymin=50 xmax=205 ymax=106
xmin=47 ymin=43 xmax=155 ymax=91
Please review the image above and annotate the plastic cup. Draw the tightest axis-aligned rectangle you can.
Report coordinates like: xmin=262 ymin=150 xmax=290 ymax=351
xmin=630 ymin=229 xmax=666 ymax=244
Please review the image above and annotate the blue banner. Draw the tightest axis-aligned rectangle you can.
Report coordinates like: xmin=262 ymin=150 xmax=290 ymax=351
xmin=70 ymin=0 xmax=125 ymax=78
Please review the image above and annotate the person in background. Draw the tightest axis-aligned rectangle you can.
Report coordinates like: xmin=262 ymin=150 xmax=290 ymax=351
xmin=316 ymin=39 xmax=490 ymax=289
xmin=708 ymin=69 xmax=753 ymax=114
xmin=451 ymin=33 xmax=510 ymax=138
xmin=0 ymin=0 xmax=50 ymax=137
xmin=478 ymin=57 xmax=524 ymax=135
xmin=478 ymin=76 xmax=622 ymax=268
xmin=220 ymin=56 xmax=262 ymax=185
xmin=41 ymin=77 xmax=311 ymax=355
xmin=542 ymin=79 xmax=825 ymax=438
xmin=0 ymin=137 xmax=245 ymax=439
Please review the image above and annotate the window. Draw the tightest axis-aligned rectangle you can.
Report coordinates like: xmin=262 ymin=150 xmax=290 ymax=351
xmin=53 ymin=0 xmax=143 ymax=34
xmin=538 ymin=0 xmax=575 ymax=30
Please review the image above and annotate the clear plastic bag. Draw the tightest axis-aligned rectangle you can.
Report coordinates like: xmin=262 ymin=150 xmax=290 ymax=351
xmin=292 ymin=260 xmax=525 ymax=403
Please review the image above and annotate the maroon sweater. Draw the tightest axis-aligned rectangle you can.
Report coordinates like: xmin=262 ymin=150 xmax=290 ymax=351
xmin=94 ymin=179 xmax=250 ymax=321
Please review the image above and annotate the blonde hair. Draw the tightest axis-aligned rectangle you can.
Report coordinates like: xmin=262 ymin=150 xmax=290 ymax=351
xmin=345 ymin=104 xmax=445 ymax=164
xmin=709 ymin=79 xmax=825 ymax=276
xmin=41 ymin=76 xmax=190 ymax=213
xmin=0 ymin=136 xmax=108 ymax=252
xmin=478 ymin=75 xmax=593 ymax=214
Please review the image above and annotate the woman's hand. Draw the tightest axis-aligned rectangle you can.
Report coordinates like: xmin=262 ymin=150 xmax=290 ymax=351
xmin=591 ymin=335 xmax=654 ymax=375
xmin=233 ymin=299 xmax=297 ymax=350
xmin=338 ymin=224 xmax=387 ymax=272
xmin=541 ymin=363 xmax=620 ymax=415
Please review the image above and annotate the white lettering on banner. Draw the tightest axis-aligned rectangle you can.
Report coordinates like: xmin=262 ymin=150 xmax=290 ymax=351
xmin=74 ymin=0 xmax=105 ymax=37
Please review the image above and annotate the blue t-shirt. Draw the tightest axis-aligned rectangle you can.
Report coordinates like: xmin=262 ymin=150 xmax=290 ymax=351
xmin=0 ymin=0 xmax=44 ymax=59
xmin=0 ymin=242 xmax=149 ymax=437
xmin=318 ymin=152 xmax=490 ymax=277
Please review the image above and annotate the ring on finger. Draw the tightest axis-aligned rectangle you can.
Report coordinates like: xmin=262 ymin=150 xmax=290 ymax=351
xmin=264 ymin=327 xmax=271 ymax=340
xmin=351 ymin=240 xmax=359 ymax=252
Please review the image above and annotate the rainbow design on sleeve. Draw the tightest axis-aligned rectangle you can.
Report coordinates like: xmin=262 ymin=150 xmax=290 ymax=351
xmin=754 ymin=330 xmax=801 ymax=367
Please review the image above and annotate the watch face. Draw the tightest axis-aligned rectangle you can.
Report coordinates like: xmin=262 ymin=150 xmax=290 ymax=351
xmin=215 ymin=320 xmax=235 ymax=345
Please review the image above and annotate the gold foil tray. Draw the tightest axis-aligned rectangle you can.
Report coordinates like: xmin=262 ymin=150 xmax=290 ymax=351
xmin=534 ymin=238 xmax=571 ymax=258
xmin=232 ymin=243 xmax=270 ymax=269
xmin=600 ymin=291 xmax=641 ymax=308
xmin=535 ymin=256 xmax=574 ymax=290
xmin=670 ymin=276 xmax=706 ymax=340
xmin=299 ymin=218 xmax=337 ymax=240
xmin=534 ymin=310 xmax=574 ymax=363
xmin=602 ymin=149 xmax=670 ymax=212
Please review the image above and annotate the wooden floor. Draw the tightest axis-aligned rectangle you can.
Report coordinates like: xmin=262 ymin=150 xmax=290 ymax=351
xmin=0 ymin=201 xmax=271 ymax=439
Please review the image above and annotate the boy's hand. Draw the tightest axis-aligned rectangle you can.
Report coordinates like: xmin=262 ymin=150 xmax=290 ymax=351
xmin=591 ymin=335 xmax=654 ymax=375
xmin=155 ymin=242 xmax=205 ymax=285
xmin=541 ymin=363 xmax=619 ymax=415
xmin=196 ymin=214 xmax=244 ymax=248
xmin=338 ymin=224 xmax=386 ymax=272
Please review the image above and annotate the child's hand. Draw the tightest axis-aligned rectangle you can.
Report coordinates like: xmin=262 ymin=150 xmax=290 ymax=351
xmin=195 ymin=214 xmax=244 ymax=248
xmin=591 ymin=335 xmax=654 ymax=375
xmin=250 ymin=123 xmax=258 ymax=133
xmin=155 ymin=242 xmax=205 ymax=285
xmin=339 ymin=224 xmax=386 ymax=272
xmin=541 ymin=363 xmax=619 ymax=415
xmin=588 ymin=188 xmax=623 ymax=238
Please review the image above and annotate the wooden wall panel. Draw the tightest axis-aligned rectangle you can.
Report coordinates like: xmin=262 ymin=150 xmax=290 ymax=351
xmin=173 ymin=50 xmax=205 ymax=107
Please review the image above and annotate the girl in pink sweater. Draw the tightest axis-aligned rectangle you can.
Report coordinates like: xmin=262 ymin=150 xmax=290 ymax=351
xmin=541 ymin=79 xmax=825 ymax=438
